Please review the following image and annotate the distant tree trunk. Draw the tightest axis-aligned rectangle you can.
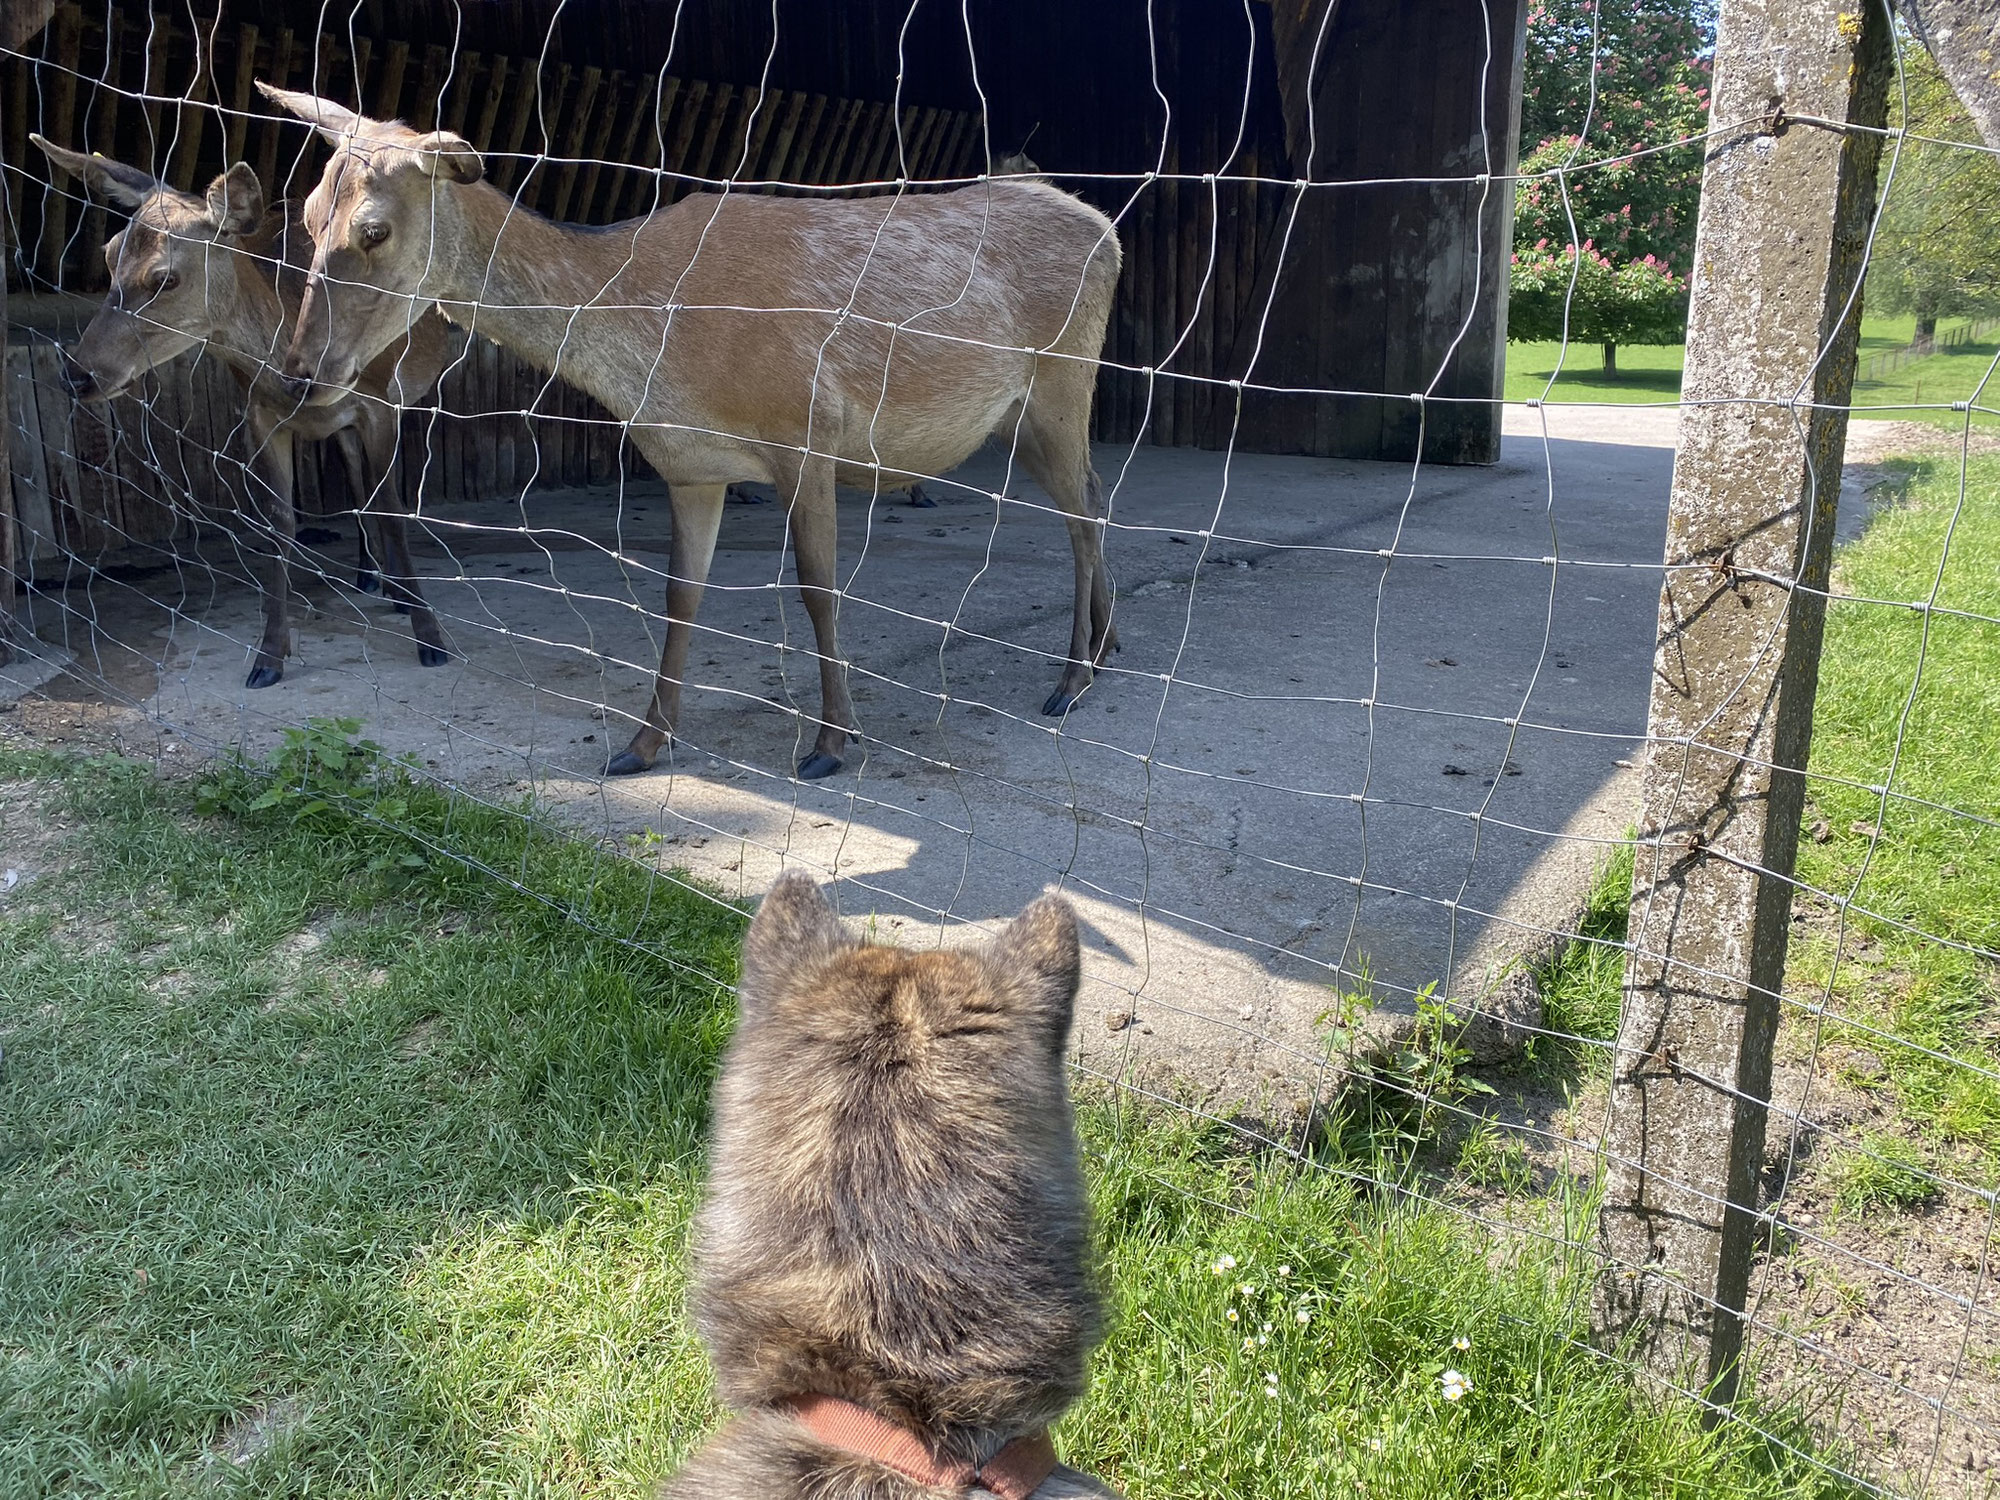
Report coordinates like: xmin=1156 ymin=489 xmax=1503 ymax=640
xmin=1602 ymin=340 xmax=1619 ymax=375
xmin=1913 ymin=309 xmax=1937 ymax=354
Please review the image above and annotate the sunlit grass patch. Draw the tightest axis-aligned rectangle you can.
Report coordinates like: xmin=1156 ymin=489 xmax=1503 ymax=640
xmin=1794 ymin=455 xmax=2000 ymax=1179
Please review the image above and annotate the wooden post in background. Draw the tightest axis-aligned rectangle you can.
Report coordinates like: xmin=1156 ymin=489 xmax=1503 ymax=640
xmin=1593 ymin=0 xmax=1892 ymax=1402
xmin=0 ymin=2 xmax=57 ymax=665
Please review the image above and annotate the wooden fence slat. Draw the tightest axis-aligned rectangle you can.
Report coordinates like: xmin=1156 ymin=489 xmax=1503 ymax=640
xmin=690 ymin=82 xmax=737 ymax=183
xmin=80 ymin=11 xmax=126 ymax=287
xmin=777 ymin=93 xmax=827 ymax=185
xmin=548 ymin=64 xmax=603 ymax=220
xmin=471 ymin=337 xmax=497 ymax=502
xmin=224 ymin=22 xmax=257 ymax=168
xmin=471 ymin=53 xmax=509 ymax=155
xmin=490 ymin=58 xmax=538 ymax=193
xmin=168 ymin=16 xmax=215 ymax=190
xmin=733 ymin=85 xmax=776 ymax=181
xmin=663 ymin=77 xmax=710 ymax=196
xmin=817 ymin=97 xmax=861 ymax=186
xmin=4 ymin=58 xmax=29 ymax=256
xmin=30 ymin=346 xmax=84 ymax=554
xmin=138 ymin=20 xmax=168 ymax=165
xmin=253 ymin=28 xmax=295 ymax=196
xmin=572 ymin=70 xmax=629 ymax=221
xmin=36 ymin=5 xmax=81 ymax=284
xmin=8 ymin=348 xmax=56 ymax=562
xmin=762 ymin=89 xmax=808 ymax=186
xmin=615 ymin=73 xmax=675 ymax=218
xmin=1174 ymin=140 xmax=1199 ymax=443
xmin=412 ymin=42 xmax=449 ymax=131
xmin=522 ymin=62 xmax=571 ymax=209
xmin=442 ymin=50 xmax=479 ymax=137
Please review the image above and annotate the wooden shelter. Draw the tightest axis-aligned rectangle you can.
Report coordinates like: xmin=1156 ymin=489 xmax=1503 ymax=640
xmin=1 ymin=0 xmax=1527 ymax=612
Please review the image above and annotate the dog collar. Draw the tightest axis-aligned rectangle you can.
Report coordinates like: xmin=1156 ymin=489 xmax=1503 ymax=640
xmin=782 ymin=1393 xmax=1058 ymax=1500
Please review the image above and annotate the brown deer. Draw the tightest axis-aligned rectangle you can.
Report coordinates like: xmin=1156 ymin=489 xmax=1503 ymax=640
xmin=32 ymin=136 xmax=452 ymax=689
xmin=257 ymin=85 xmax=1122 ymax=780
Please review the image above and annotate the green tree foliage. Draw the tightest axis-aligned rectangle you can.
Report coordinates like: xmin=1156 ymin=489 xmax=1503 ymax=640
xmin=1509 ymin=0 xmax=1713 ymax=370
xmin=1866 ymin=40 xmax=2000 ymax=348
xmin=1509 ymin=243 xmax=1687 ymax=372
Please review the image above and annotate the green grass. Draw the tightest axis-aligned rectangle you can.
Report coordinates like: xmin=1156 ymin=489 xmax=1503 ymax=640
xmin=1503 ymin=340 xmax=1687 ymax=405
xmin=1516 ymin=455 xmax=2000 ymax=1190
xmin=1791 ymin=454 xmax=2000 ymax=1182
xmin=0 ymin=742 xmax=1866 ymax=1497
xmin=1846 ymin=339 xmax=2000 ymax=427
xmin=1531 ymin=842 xmax=1635 ymax=1063
xmin=1502 ymin=315 xmax=2000 ymax=426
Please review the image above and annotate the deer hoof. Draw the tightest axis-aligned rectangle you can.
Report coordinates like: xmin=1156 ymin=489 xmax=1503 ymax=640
xmin=907 ymin=485 xmax=938 ymax=508
xmin=604 ymin=749 xmax=654 ymax=777
xmin=1042 ymin=685 xmax=1087 ymax=716
xmin=394 ymin=601 xmax=412 ymax=616
xmin=417 ymin=645 xmax=451 ymax=668
xmin=797 ymin=751 xmax=843 ymax=780
xmin=245 ymin=664 xmax=283 ymax=690
xmin=356 ymin=568 xmax=382 ymax=594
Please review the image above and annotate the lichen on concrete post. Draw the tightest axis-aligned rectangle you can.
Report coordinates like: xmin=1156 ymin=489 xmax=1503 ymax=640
xmin=1593 ymin=0 xmax=1892 ymax=1402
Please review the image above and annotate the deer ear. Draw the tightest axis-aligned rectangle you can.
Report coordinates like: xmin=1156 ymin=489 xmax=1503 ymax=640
xmin=204 ymin=162 xmax=264 ymax=236
xmin=988 ymin=894 xmax=1081 ymax=1049
xmin=740 ymin=872 xmax=845 ymax=1016
xmin=411 ymin=131 xmax=483 ymax=185
xmin=255 ymin=81 xmax=362 ymax=145
xmin=32 ymin=134 xmax=158 ymax=209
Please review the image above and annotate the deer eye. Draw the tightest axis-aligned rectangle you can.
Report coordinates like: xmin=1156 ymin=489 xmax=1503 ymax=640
xmin=151 ymin=271 xmax=179 ymax=295
xmin=359 ymin=222 xmax=390 ymax=248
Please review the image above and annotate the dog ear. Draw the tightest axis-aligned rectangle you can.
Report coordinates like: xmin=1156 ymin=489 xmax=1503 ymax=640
xmin=740 ymin=871 xmax=845 ymax=1014
xmin=411 ymin=130 xmax=483 ymax=184
xmin=204 ymin=162 xmax=264 ymax=236
xmin=989 ymin=894 xmax=1081 ymax=1048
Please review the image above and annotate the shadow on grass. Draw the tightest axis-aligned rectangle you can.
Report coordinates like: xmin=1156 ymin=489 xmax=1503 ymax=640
xmin=1512 ymin=363 xmax=1686 ymax=398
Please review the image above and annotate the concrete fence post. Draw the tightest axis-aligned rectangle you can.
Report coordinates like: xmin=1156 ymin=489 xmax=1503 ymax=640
xmin=1592 ymin=0 xmax=1892 ymax=1402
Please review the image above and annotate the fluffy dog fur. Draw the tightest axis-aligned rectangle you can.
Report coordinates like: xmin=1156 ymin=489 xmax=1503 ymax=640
xmin=661 ymin=873 xmax=1122 ymax=1498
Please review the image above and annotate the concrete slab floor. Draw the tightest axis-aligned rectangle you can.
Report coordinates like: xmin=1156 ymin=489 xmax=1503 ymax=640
xmin=4 ymin=409 xmax=1888 ymax=1112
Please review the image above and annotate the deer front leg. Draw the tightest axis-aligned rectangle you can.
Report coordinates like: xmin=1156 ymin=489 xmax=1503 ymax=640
xmin=243 ymin=424 xmax=297 ymax=690
xmin=785 ymin=462 xmax=852 ymax=780
xmin=342 ymin=421 xmax=450 ymax=667
xmin=606 ymin=481 xmax=726 ymax=776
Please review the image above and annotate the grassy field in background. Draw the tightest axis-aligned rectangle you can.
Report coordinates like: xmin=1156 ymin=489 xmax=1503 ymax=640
xmin=0 ymin=738 xmax=1860 ymax=1497
xmin=1503 ymin=315 xmax=2000 ymax=425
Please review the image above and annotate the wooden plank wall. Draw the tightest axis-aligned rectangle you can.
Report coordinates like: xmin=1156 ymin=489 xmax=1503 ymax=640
xmin=2 ymin=5 xmax=990 ymax=572
xmin=4 ymin=341 xmax=217 ymax=570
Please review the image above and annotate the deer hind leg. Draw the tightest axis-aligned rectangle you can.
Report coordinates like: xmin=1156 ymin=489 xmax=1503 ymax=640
xmin=340 ymin=418 xmax=450 ymax=667
xmin=606 ymin=480 xmax=726 ymax=777
xmin=354 ymin=516 xmax=383 ymax=595
xmin=241 ymin=421 xmax=297 ymax=690
xmin=1016 ymin=379 xmax=1117 ymax=717
xmin=330 ymin=427 xmax=393 ymax=609
xmin=782 ymin=458 xmax=852 ymax=780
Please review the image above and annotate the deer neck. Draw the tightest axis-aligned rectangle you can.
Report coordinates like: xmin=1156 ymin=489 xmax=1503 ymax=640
xmin=424 ymin=180 xmax=684 ymax=399
xmin=206 ymin=225 xmax=299 ymax=397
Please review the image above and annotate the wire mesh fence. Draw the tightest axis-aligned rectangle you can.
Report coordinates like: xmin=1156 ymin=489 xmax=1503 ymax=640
xmin=2 ymin=0 xmax=1997 ymax=1494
